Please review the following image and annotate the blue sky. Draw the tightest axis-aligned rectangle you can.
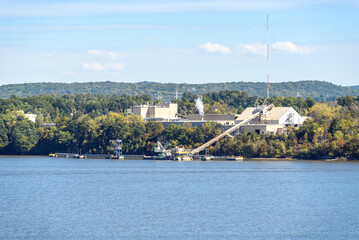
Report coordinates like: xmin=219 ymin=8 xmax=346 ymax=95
xmin=0 ymin=0 xmax=358 ymax=86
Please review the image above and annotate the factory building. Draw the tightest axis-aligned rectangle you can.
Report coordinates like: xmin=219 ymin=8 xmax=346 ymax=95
xmin=127 ymin=103 xmax=178 ymax=120
xmin=16 ymin=110 xmax=37 ymax=123
xmin=128 ymin=103 xmax=304 ymax=135
xmin=235 ymin=107 xmax=304 ymax=134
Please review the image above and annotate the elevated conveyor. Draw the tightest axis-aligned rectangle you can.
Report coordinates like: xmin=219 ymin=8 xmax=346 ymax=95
xmin=190 ymin=105 xmax=273 ymax=156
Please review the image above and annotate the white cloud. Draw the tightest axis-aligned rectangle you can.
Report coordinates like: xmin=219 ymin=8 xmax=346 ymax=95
xmin=82 ymin=62 xmax=105 ymax=71
xmin=82 ymin=62 xmax=124 ymax=72
xmin=272 ymin=41 xmax=313 ymax=54
xmin=199 ymin=42 xmax=231 ymax=54
xmin=83 ymin=50 xmax=124 ymax=72
xmin=236 ymin=42 xmax=266 ymax=56
xmin=88 ymin=49 xmax=124 ymax=60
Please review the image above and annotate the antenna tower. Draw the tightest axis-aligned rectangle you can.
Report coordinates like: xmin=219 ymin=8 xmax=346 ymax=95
xmin=266 ymin=14 xmax=270 ymax=100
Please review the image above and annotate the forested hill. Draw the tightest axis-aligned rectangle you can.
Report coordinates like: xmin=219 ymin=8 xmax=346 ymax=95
xmin=0 ymin=80 xmax=358 ymax=101
xmin=350 ymin=85 xmax=359 ymax=90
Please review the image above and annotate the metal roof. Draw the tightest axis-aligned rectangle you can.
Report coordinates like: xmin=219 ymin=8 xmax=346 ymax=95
xmin=236 ymin=107 xmax=293 ymax=121
xmin=264 ymin=107 xmax=292 ymax=121
xmin=236 ymin=107 xmax=256 ymax=121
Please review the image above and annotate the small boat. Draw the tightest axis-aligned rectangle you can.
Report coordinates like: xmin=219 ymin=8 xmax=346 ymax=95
xmin=227 ymin=156 xmax=244 ymax=161
xmin=143 ymin=155 xmax=169 ymax=160
xmin=106 ymin=155 xmax=124 ymax=160
xmin=201 ymin=155 xmax=214 ymax=161
xmin=181 ymin=155 xmax=192 ymax=161
xmin=49 ymin=153 xmax=56 ymax=157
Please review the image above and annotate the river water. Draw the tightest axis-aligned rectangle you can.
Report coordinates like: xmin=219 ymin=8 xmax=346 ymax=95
xmin=0 ymin=156 xmax=358 ymax=239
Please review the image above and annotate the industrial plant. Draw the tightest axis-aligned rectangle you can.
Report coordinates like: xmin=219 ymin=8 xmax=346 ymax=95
xmin=123 ymin=15 xmax=305 ymax=160
xmin=52 ymin=15 xmax=306 ymax=161
xmin=127 ymin=100 xmax=304 ymax=135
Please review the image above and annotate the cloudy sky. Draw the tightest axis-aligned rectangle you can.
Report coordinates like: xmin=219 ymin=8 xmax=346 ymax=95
xmin=0 ymin=0 xmax=358 ymax=86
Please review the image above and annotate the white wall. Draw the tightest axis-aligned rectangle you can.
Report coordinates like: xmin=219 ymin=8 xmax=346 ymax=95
xmin=278 ymin=108 xmax=304 ymax=125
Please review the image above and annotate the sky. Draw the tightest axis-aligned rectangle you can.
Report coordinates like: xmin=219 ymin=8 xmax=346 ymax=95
xmin=0 ymin=0 xmax=358 ymax=86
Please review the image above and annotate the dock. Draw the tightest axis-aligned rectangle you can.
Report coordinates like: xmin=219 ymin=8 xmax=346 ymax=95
xmin=51 ymin=153 xmax=243 ymax=161
xmin=51 ymin=153 xmax=145 ymax=160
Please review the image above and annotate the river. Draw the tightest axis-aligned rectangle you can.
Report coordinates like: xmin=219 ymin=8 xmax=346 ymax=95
xmin=0 ymin=156 xmax=358 ymax=239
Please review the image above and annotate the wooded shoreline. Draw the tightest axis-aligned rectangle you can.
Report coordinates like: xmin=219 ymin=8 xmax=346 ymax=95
xmin=1 ymin=155 xmax=358 ymax=162
xmin=1 ymin=92 xmax=358 ymax=159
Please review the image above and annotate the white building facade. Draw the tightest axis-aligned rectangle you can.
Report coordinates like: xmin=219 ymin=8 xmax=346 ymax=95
xmin=127 ymin=103 xmax=178 ymax=120
xmin=236 ymin=107 xmax=304 ymax=134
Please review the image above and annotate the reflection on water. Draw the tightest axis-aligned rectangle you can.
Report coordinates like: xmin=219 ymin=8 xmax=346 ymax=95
xmin=1 ymin=156 xmax=358 ymax=239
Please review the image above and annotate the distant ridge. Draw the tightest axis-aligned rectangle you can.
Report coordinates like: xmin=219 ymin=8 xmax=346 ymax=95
xmin=0 ymin=80 xmax=358 ymax=101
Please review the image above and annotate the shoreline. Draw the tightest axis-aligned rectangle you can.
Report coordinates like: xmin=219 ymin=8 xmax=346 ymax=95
xmin=0 ymin=155 xmax=358 ymax=162
xmin=244 ymin=157 xmax=355 ymax=162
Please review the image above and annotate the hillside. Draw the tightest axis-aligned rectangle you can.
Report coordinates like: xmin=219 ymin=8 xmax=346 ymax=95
xmin=0 ymin=80 xmax=358 ymax=101
xmin=350 ymin=85 xmax=359 ymax=90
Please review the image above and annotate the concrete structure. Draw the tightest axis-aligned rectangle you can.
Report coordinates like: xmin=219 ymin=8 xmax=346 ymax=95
xmin=236 ymin=106 xmax=304 ymax=134
xmin=236 ymin=107 xmax=304 ymax=126
xmin=187 ymin=114 xmax=236 ymax=126
xmin=16 ymin=111 xmax=37 ymax=123
xmin=240 ymin=124 xmax=284 ymax=135
xmin=127 ymin=103 xmax=178 ymax=120
xmin=24 ymin=114 xmax=37 ymax=123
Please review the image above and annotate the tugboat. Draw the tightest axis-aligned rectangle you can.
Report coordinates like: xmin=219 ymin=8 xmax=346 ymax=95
xmin=143 ymin=152 xmax=169 ymax=160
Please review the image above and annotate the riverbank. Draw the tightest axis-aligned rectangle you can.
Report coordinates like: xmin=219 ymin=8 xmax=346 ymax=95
xmin=245 ymin=157 xmax=359 ymax=162
xmin=1 ymin=155 xmax=358 ymax=162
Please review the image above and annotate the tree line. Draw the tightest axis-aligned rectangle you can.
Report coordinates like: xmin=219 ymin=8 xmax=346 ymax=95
xmin=1 ymin=80 xmax=358 ymax=101
xmin=0 ymin=92 xmax=358 ymax=159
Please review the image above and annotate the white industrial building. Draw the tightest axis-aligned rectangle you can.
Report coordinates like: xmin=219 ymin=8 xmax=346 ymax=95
xmin=127 ymin=103 xmax=304 ymax=135
xmin=16 ymin=110 xmax=37 ymax=123
xmin=24 ymin=113 xmax=37 ymax=123
xmin=235 ymin=107 xmax=304 ymax=134
xmin=127 ymin=103 xmax=178 ymax=120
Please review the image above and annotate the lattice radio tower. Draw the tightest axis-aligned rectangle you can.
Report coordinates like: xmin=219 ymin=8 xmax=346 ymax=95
xmin=266 ymin=14 xmax=270 ymax=100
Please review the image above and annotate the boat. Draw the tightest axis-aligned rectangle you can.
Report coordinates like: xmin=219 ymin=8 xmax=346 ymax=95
xmin=227 ymin=156 xmax=244 ymax=161
xmin=201 ymin=155 xmax=214 ymax=161
xmin=106 ymin=155 xmax=124 ymax=160
xmin=143 ymin=155 xmax=168 ymax=160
